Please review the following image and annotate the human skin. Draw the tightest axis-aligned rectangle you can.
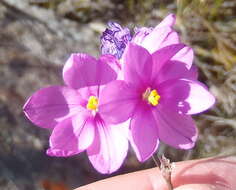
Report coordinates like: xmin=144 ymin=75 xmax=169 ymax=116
xmin=75 ymin=156 xmax=236 ymax=190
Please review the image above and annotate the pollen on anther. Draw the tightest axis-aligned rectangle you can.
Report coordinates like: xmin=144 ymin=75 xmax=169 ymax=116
xmin=147 ymin=90 xmax=160 ymax=106
xmin=86 ymin=96 xmax=98 ymax=111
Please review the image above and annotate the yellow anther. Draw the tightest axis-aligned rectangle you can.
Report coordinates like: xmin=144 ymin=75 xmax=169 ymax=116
xmin=86 ymin=96 xmax=98 ymax=111
xmin=147 ymin=89 xmax=160 ymax=106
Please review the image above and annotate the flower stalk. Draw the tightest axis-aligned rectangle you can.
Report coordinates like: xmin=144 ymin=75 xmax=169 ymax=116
xmin=152 ymin=155 xmax=174 ymax=190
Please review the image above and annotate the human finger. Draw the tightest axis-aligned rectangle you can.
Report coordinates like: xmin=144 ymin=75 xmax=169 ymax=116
xmin=76 ymin=156 xmax=236 ymax=190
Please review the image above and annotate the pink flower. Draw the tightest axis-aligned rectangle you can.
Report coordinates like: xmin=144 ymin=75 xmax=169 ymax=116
xmin=120 ymin=14 xmax=197 ymax=79
xmin=99 ymin=43 xmax=215 ymax=162
xmin=132 ymin=14 xmax=193 ymax=64
xmin=101 ymin=14 xmax=192 ymax=64
xmin=23 ymin=54 xmax=129 ymax=174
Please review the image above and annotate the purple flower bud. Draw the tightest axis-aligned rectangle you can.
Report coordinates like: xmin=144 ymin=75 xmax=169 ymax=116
xmin=101 ymin=22 xmax=132 ymax=59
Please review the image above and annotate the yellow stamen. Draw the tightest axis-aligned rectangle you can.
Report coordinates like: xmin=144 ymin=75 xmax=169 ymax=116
xmin=86 ymin=96 xmax=98 ymax=111
xmin=143 ymin=88 xmax=160 ymax=106
xmin=148 ymin=90 xmax=160 ymax=106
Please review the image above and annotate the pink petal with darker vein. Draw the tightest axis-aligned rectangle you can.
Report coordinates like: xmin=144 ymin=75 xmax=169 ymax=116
xmin=87 ymin=117 xmax=129 ymax=174
xmin=123 ymin=43 xmax=153 ymax=86
xmin=129 ymin=103 xmax=159 ymax=162
xmin=158 ymin=79 xmax=215 ymax=115
xmin=63 ymin=53 xmax=117 ymax=89
xmin=99 ymin=80 xmax=139 ymax=124
xmin=153 ymin=105 xmax=198 ymax=149
xmin=23 ymin=86 xmax=83 ymax=129
xmin=47 ymin=112 xmax=94 ymax=157
xmin=151 ymin=44 xmax=186 ymax=79
xmin=154 ymin=60 xmax=198 ymax=84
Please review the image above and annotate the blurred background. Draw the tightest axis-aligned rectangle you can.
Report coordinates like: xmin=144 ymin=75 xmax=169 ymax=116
xmin=0 ymin=0 xmax=235 ymax=189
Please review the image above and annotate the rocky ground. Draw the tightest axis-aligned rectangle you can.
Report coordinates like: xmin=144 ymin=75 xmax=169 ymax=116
xmin=0 ymin=0 xmax=235 ymax=190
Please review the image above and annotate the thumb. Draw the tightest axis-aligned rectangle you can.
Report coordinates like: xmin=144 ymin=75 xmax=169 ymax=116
xmin=75 ymin=156 xmax=236 ymax=190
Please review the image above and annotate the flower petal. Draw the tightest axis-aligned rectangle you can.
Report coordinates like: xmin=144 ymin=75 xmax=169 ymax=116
xmin=138 ymin=14 xmax=178 ymax=53
xmin=157 ymin=31 xmax=180 ymax=50
xmin=132 ymin=14 xmax=177 ymax=51
xmin=189 ymin=65 xmax=199 ymax=80
xmin=155 ymin=60 xmax=198 ymax=84
xmin=99 ymin=80 xmax=139 ymax=124
xmin=77 ymin=86 xmax=100 ymax=109
xmin=157 ymin=14 xmax=176 ymax=28
xmin=63 ymin=53 xmax=117 ymax=89
xmin=87 ymin=117 xmax=129 ymax=174
xmin=151 ymin=44 xmax=186 ymax=82
xmin=99 ymin=54 xmax=123 ymax=80
xmin=23 ymin=86 xmax=82 ymax=129
xmin=140 ymin=26 xmax=174 ymax=54
xmin=132 ymin=27 xmax=154 ymax=46
xmin=158 ymin=79 xmax=215 ymax=115
xmin=129 ymin=104 xmax=159 ymax=162
xmin=99 ymin=54 xmax=121 ymax=74
xmin=123 ymin=43 xmax=153 ymax=86
xmin=47 ymin=112 xmax=94 ymax=157
xmin=171 ymin=46 xmax=194 ymax=69
xmin=153 ymin=105 xmax=198 ymax=149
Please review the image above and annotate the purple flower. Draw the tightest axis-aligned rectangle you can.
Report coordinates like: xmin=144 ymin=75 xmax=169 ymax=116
xmin=101 ymin=22 xmax=131 ymax=59
xmin=99 ymin=43 xmax=215 ymax=162
xmin=103 ymin=14 xmax=196 ymax=78
xmin=133 ymin=14 xmax=179 ymax=52
xmin=132 ymin=14 xmax=194 ymax=70
xmin=23 ymin=54 xmax=129 ymax=174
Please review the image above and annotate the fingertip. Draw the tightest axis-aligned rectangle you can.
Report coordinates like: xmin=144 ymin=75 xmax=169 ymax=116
xmin=74 ymin=167 xmax=165 ymax=190
xmin=174 ymin=184 xmax=221 ymax=190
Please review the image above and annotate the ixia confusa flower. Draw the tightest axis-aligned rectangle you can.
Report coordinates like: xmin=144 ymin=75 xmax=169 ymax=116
xmin=23 ymin=54 xmax=128 ymax=174
xmin=101 ymin=14 xmax=196 ymax=80
xmin=23 ymin=13 xmax=216 ymax=174
xmin=132 ymin=14 xmax=194 ymax=68
xmin=101 ymin=14 xmax=193 ymax=67
xmin=99 ymin=43 xmax=215 ymax=162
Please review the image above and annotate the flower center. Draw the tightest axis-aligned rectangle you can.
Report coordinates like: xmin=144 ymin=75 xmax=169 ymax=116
xmin=86 ymin=96 xmax=98 ymax=111
xmin=143 ymin=87 xmax=160 ymax=106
